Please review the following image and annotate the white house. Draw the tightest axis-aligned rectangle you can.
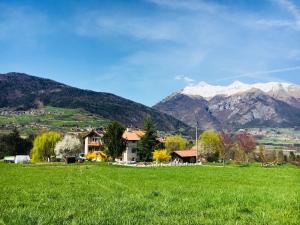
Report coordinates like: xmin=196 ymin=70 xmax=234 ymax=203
xmin=119 ymin=128 xmax=145 ymax=163
xmin=83 ymin=128 xmax=145 ymax=163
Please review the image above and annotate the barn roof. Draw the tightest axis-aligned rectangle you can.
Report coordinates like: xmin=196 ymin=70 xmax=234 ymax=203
xmin=173 ymin=150 xmax=197 ymax=158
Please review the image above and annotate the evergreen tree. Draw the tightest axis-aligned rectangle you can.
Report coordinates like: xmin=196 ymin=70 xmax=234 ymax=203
xmin=0 ymin=129 xmax=33 ymax=159
xmin=103 ymin=121 xmax=126 ymax=160
xmin=289 ymin=151 xmax=296 ymax=162
xmin=138 ymin=117 xmax=159 ymax=161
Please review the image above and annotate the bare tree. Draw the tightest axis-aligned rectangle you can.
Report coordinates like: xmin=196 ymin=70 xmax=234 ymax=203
xmin=236 ymin=131 xmax=256 ymax=164
xmin=220 ymin=131 xmax=234 ymax=166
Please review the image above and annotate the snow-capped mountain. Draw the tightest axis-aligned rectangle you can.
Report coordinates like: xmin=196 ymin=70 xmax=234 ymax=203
xmin=154 ymin=81 xmax=300 ymax=130
xmin=181 ymin=81 xmax=300 ymax=100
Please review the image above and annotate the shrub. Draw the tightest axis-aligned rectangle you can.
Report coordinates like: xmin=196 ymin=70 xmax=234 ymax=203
xmin=152 ymin=149 xmax=171 ymax=162
xmin=86 ymin=151 xmax=111 ymax=161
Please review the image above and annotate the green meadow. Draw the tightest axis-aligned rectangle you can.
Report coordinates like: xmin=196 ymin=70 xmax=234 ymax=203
xmin=0 ymin=163 xmax=299 ymax=225
xmin=0 ymin=106 xmax=109 ymax=135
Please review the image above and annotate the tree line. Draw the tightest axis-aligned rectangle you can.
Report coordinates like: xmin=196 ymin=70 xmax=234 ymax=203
xmin=0 ymin=122 xmax=300 ymax=166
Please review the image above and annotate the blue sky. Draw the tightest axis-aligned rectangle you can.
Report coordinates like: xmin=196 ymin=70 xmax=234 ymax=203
xmin=1 ymin=0 xmax=300 ymax=106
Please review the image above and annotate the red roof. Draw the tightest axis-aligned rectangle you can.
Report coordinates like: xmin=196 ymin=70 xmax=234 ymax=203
xmin=173 ymin=150 xmax=197 ymax=158
xmin=122 ymin=130 xmax=145 ymax=141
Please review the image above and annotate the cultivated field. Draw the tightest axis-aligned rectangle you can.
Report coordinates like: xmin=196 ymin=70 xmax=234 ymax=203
xmin=0 ymin=106 xmax=109 ymax=136
xmin=0 ymin=163 xmax=299 ymax=225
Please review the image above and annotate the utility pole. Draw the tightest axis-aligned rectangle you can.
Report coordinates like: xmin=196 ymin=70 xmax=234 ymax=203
xmin=195 ymin=122 xmax=198 ymax=163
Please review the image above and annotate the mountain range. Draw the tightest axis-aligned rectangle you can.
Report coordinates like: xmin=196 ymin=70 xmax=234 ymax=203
xmin=153 ymin=81 xmax=300 ymax=130
xmin=2 ymin=72 xmax=300 ymax=132
xmin=0 ymin=73 xmax=189 ymax=132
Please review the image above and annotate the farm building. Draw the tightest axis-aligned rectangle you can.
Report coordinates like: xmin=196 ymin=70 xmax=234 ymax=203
xmin=172 ymin=150 xmax=197 ymax=163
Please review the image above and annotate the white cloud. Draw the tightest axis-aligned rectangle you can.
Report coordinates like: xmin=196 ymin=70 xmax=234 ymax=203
xmin=218 ymin=65 xmax=300 ymax=82
xmin=73 ymin=0 xmax=300 ymax=89
xmin=75 ymin=11 xmax=181 ymax=42
xmin=255 ymin=0 xmax=300 ymax=30
xmin=146 ymin=0 xmax=224 ymax=13
xmin=175 ymin=75 xmax=195 ymax=84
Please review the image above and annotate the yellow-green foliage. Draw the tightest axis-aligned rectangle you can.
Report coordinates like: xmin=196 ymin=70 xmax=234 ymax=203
xmin=165 ymin=135 xmax=188 ymax=152
xmin=200 ymin=130 xmax=222 ymax=155
xmin=152 ymin=149 xmax=171 ymax=162
xmin=86 ymin=151 xmax=111 ymax=161
xmin=31 ymin=131 xmax=61 ymax=162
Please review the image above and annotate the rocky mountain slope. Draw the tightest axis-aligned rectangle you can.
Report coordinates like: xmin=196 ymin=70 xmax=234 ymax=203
xmin=153 ymin=81 xmax=300 ymax=130
xmin=0 ymin=72 xmax=190 ymax=132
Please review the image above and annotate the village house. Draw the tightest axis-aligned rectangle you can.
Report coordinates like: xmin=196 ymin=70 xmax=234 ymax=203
xmin=83 ymin=130 xmax=104 ymax=155
xmin=83 ymin=128 xmax=145 ymax=163
xmin=118 ymin=128 xmax=145 ymax=163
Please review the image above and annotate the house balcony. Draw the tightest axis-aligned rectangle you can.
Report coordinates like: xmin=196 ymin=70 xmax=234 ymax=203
xmin=88 ymin=141 xmax=101 ymax=147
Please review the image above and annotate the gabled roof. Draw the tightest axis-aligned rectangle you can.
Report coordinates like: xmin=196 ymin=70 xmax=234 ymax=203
xmin=83 ymin=130 xmax=103 ymax=138
xmin=173 ymin=150 xmax=197 ymax=158
xmin=122 ymin=130 xmax=145 ymax=141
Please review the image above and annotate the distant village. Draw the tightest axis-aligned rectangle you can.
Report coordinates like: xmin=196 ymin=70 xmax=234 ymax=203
xmin=0 ymin=109 xmax=64 ymax=116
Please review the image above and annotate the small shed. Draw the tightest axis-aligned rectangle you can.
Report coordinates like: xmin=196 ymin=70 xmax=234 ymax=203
xmin=172 ymin=150 xmax=197 ymax=163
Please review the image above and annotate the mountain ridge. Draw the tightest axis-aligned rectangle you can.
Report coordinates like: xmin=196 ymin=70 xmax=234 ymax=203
xmin=154 ymin=80 xmax=300 ymax=130
xmin=181 ymin=80 xmax=300 ymax=102
xmin=0 ymin=72 xmax=190 ymax=132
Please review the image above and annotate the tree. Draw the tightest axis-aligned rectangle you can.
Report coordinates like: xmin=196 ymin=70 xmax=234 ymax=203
xmin=236 ymin=131 xmax=256 ymax=164
xmin=289 ymin=151 xmax=296 ymax=162
xmin=103 ymin=121 xmax=126 ymax=160
xmin=200 ymin=130 xmax=222 ymax=161
xmin=31 ymin=131 xmax=61 ymax=162
xmin=220 ymin=131 xmax=234 ymax=166
xmin=138 ymin=117 xmax=159 ymax=161
xmin=0 ymin=129 xmax=33 ymax=159
xmin=277 ymin=150 xmax=284 ymax=165
xmin=165 ymin=135 xmax=188 ymax=152
xmin=258 ymin=144 xmax=266 ymax=166
xmin=152 ymin=149 xmax=171 ymax=163
xmin=54 ymin=135 xmax=81 ymax=158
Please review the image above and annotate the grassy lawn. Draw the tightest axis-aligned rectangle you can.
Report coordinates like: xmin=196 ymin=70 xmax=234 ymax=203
xmin=0 ymin=163 xmax=299 ymax=225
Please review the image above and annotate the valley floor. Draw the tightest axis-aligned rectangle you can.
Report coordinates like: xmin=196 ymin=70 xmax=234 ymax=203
xmin=0 ymin=163 xmax=299 ymax=225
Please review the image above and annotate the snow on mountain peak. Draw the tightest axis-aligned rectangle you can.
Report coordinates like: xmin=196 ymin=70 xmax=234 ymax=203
xmin=181 ymin=80 xmax=296 ymax=99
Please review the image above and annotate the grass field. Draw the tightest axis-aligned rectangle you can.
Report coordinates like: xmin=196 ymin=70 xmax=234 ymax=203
xmin=0 ymin=163 xmax=299 ymax=225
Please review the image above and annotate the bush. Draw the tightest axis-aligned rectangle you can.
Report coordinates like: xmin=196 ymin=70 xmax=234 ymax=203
xmin=152 ymin=149 xmax=171 ymax=162
xmin=206 ymin=152 xmax=219 ymax=162
xmin=86 ymin=151 xmax=111 ymax=161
